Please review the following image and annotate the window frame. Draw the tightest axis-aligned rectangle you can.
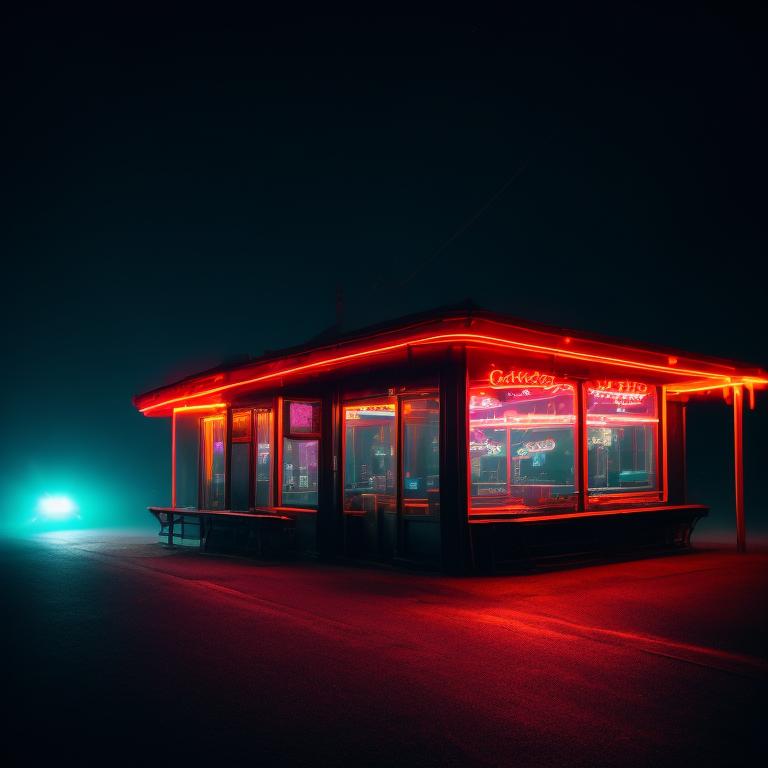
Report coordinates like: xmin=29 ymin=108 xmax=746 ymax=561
xmin=463 ymin=355 xmax=670 ymax=519
xmin=253 ymin=406 xmax=274 ymax=509
xmin=199 ymin=412 xmax=227 ymax=511
xmin=277 ymin=397 xmax=322 ymax=511
xmin=466 ymin=375 xmax=579 ymax=516
xmin=341 ymin=396 xmax=398 ymax=514
xmin=399 ymin=393 xmax=441 ymax=519
xmin=583 ymin=381 xmax=664 ymax=508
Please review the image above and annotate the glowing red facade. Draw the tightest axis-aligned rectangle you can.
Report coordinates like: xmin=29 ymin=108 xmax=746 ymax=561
xmin=133 ymin=305 xmax=766 ymax=572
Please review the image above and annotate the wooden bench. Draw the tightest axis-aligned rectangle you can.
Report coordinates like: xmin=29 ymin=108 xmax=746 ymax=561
xmin=148 ymin=507 xmax=294 ymax=554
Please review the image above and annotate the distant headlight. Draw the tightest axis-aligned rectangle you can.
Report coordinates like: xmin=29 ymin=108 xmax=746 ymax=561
xmin=36 ymin=495 xmax=78 ymax=520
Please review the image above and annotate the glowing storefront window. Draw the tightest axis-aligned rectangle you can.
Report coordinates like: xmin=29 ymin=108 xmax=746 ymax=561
xmin=343 ymin=402 xmax=396 ymax=514
xmin=201 ymin=415 xmax=226 ymax=510
xmin=255 ymin=408 xmax=273 ymax=507
xmin=402 ymin=398 xmax=440 ymax=516
xmin=282 ymin=400 xmax=320 ymax=508
xmin=469 ymin=365 xmax=577 ymax=513
xmin=587 ymin=380 xmax=658 ymax=497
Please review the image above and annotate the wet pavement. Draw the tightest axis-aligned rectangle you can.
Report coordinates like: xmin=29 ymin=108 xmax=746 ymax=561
xmin=4 ymin=529 xmax=767 ymax=766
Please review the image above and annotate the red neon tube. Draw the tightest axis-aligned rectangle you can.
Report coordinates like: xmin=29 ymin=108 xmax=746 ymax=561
xmin=139 ymin=331 xmax=766 ymax=415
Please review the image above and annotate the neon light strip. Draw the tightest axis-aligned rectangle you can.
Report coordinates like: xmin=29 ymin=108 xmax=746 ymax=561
xmin=141 ymin=332 xmax=764 ymax=414
xmin=668 ymin=382 xmax=738 ymax=395
xmin=469 ymin=398 xmax=573 ymax=411
xmin=470 ymin=416 xmax=658 ymax=428
xmin=172 ymin=404 xmax=228 ymax=412
xmin=668 ymin=379 xmax=766 ymax=395
xmin=471 ymin=421 xmax=575 ymax=429
xmin=470 ymin=417 xmax=576 ymax=427
xmin=586 ymin=416 xmax=659 ymax=425
xmin=473 ymin=414 xmax=577 ymax=421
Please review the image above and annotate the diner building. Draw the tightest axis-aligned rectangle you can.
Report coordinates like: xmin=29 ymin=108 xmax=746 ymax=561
xmin=133 ymin=305 xmax=766 ymax=572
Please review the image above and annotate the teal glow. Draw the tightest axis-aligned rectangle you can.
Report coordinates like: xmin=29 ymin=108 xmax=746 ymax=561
xmin=36 ymin=495 xmax=78 ymax=520
xmin=1 ymin=467 xmax=136 ymax=534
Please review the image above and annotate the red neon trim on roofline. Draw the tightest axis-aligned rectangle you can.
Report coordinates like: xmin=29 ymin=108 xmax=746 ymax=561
xmin=172 ymin=404 xmax=227 ymax=412
xmin=667 ymin=382 xmax=760 ymax=395
xmin=138 ymin=332 xmax=767 ymax=414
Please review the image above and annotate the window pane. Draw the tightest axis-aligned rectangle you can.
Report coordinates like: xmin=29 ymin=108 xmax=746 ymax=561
xmin=230 ymin=442 xmax=251 ymax=511
xmin=587 ymin=380 xmax=658 ymax=495
xmin=282 ymin=438 xmax=319 ymax=508
xmin=343 ymin=402 xmax=396 ymax=512
xmin=402 ymin=398 xmax=440 ymax=515
xmin=287 ymin=401 xmax=321 ymax=434
xmin=255 ymin=408 xmax=273 ymax=507
xmin=231 ymin=409 xmax=252 ymax=441
xmin=469 ymin=379 xmax=577 ymax=512
xmin=202 ymin=415 xmax=226 ymax=510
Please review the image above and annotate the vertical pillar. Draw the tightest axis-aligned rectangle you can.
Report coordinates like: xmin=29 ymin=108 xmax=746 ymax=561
xmin=733 ymin=385 xmax=746 ymax=553
xmin=224 ymin=407 xmax=232 ymax=511
xmin=317 ymin=388 xmax=341 ymax=559
xmin=576 ymin=382 xmax=588 ymax=511
xmin=171 ymin=410 xmax=177 ymax=509
xmin=681 ymin=403 xmax=687 ymax=504
xmin=439 ymin=348 xmax=471 ymax=574
xmin=664 ymin=400 xmax=688 ymax=504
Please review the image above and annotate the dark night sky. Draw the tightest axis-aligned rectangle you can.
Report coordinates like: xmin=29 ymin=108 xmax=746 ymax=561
xmin=1 ymin=5 xmax=765 ymax=531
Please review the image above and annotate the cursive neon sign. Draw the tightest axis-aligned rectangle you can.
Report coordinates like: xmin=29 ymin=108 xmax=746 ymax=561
xmin=489 ymin=369 xmax=557 ymax=388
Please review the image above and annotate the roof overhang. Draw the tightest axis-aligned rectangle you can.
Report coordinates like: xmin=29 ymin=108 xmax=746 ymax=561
xmin=133 ymin=311 xmax=768 ymax=417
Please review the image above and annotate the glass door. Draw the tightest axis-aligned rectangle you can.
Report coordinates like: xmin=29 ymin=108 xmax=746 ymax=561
xmin=399 ymin=396 xmax=441 ymax=560
xmin=342 ymin=399 xmax=397 ymax=558
xmin=401 ymin=396 xmax=440 ymax=515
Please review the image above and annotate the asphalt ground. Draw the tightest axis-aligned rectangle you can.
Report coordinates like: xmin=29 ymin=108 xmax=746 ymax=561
xmin=3 ymin=530 xmax=767 ymax=766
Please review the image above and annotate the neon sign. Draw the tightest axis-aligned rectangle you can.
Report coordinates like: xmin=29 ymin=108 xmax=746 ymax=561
xmin=517 ymin=438 xmax=556 ymax=456
xmin=489 ymin=369 xmax=557 ymax=388
xmin=588 ymin=380 xmax=652 ymax=409
xmin=345 ymin=403 xmax=396 ymax=420
xmin=592 ymin=380 xmax=648 ymax=394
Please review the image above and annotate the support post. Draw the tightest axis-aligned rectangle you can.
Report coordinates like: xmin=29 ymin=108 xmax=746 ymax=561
xmin=439 ymin=347 xmax=471 ymax=574
xmin=576 ymin=382 xmax=588 ymax=511
xmin=733 ymin=385 xmax=746 ymax=553
xmin=171 ymin=410 xmax=177 ymax=509
xmin=317 ymin=388 xmax=341 ymax=560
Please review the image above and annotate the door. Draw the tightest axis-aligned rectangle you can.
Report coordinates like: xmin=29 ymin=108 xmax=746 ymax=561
xmin=399 ymin=396 xmax=441 ymax=560
xmin=342 ymin=398 xmax=397 ymax=558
